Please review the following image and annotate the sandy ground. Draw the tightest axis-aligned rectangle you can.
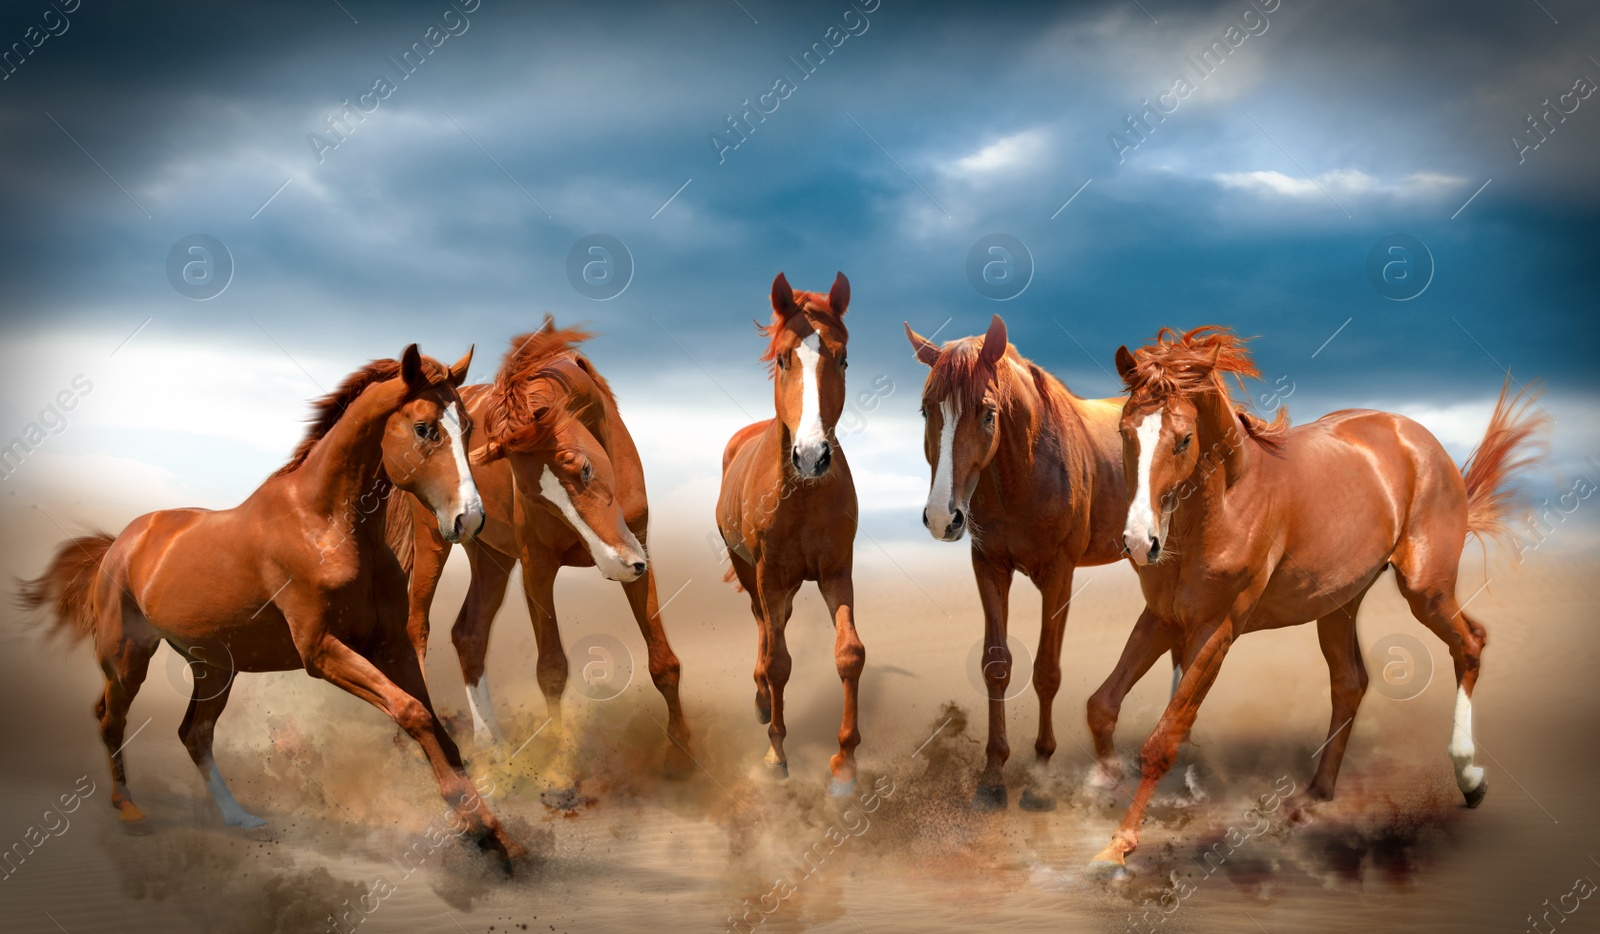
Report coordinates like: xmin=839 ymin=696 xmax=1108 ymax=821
xmin=1 ymin=492 xmax=1596 ymax=934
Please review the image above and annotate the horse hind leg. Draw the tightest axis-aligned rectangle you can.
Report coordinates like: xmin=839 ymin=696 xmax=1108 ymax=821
xmin=96 ymin=625 xmax=157 ymax=822
xmin=1393 ymin=559 xmax=1489 ymax=808
xmin=175 ymin=655 xmax=264 ymax=829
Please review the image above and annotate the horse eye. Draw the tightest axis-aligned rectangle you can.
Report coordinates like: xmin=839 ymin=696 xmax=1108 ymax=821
xmin=839 ymin=352 xmax=848 ymax=370
xmin=581 ymin=462 xmax=593 ymax=484
xmin=1175 ymin=434 xmax=1192 ymax=454
xmin=414 ymin=422 xmax=433 ymax=442
xmin=919 ymin=405 xmax=927 ymax=418
xmin=983 ymin=407 xmax=997 ymax=427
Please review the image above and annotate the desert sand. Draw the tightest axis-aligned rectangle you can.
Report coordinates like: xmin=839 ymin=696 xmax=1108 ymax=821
xmin=2 ymin=490 xmax=1596 ymax=934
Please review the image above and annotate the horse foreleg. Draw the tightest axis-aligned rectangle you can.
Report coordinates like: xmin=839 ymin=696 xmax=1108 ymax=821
xmin=1020 ymin=565 xmax=1075 ymax=812
xmin=450 ymin=542 xmax=516 ymax=749
xmin=755 ymin=563 xmax=797 ymax=779
xmin=621 ymin=565 xmax=692 ymax=777
xmin=1091 ymin=618 xmax=1234 ymax=872
xmin=818 ymin=570 xmax=864 ymax=797
xmin=971 ymin=551 xmax=1014 ymax=810
xmin=1086 ymin=609 xmax=1181 ymax=792
xmin=303 ymin=631 xmax=525 ymax=865
xmin=1306 ymin=599 xmax=1371 ymax=802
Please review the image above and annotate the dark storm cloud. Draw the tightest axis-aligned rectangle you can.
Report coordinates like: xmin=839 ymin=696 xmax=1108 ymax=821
xmin=0 ymin=0 xmax=1595 ymax=412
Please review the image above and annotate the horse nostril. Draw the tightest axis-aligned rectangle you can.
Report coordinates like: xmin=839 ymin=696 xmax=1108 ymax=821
xmin=950 ymin=508 xmax=965 ymax=531
xmin=815 ymin=443 xmax=831 ymax=473
xmin=630 ymin=561 xmax=646 ymax=576
xmin=922 ymin=507 xmax=930 ymax=529
xmin=791 ymin=448 xmax=803 ymax=470
xmin=1148 ymin=537 xmax=1161 ymax=560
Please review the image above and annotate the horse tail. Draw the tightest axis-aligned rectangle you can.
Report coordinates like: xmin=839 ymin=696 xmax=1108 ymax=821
xmin=385 ymin=490 xmax=417 ymax=576
xmin=16 ymin=533 xmax=116 ymax=646
xmin=1460 ymin=377 xmax=1550 ymax=546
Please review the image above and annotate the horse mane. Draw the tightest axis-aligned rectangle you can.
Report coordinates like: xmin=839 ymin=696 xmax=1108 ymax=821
xmin=484 ymin=316 xmax=611 ymax=455
xmin=1122 ymin=326 xmax=1289 ymax=448
xmin=757 ymin=290 xmax=848 ymax=377
xmin=270 ymin=355 xmax=453 ymax=479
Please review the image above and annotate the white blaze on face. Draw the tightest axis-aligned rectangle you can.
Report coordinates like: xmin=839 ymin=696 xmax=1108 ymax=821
xmin=792 ymin=332 xmax=828 ymax=471
xmin=537 ymin=465 xmax=646 ymax=582
xmin=1449 ymin=686 xmax=1485 ymax=794
xmin=439 ymin=403 xmax=484 ymax=542
xmin=1124 ymin=411 xmax=1164 ymax=565
xmin=924 ymin=398 xmax=962 ymax=541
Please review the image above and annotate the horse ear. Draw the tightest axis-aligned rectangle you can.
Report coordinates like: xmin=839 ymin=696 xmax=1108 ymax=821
xmin=473 ymin=439 xmax=506 ymax=465
xmin=448 ymin=345 xmax=473 ymax=388
xmin=1115 ymin=345 xmax=1138 ymax=383
xmin=978 ymin=314 xmax=1007 ymax=370
xmin=904 ymin=322 xmax=940 ymax=367
xmin=400 ymin=344 xmax=426 ymax=391
xmin=829 ymin=272 xmax=850 ymax=316
xmin=771 ymin=272 xmax=799 ymax=319
xmin=540 ymin=313 xmax=557 ymax=334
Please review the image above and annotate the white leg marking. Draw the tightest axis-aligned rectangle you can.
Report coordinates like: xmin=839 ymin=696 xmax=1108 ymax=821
xmin=1449 ymin=685 xmax=1485 ymax=793
xmin=925 ymin=399 xmax=961 ymax=538
xmin=1123 ymin=411 xmax=1164 ymax=564
xmin=204 ymin=761 xmax=265 ymax=829
xmin=537 ymin=465 xmax=644 ymax=581
xmin=466 ymin=677 xmax=505 ymax=747
xmin=1170 ymin=663 xmax=1183 ymax=699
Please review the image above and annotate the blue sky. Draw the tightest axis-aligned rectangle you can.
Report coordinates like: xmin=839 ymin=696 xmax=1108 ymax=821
xmin=1 ymin=0 xmax=1596 ymax=547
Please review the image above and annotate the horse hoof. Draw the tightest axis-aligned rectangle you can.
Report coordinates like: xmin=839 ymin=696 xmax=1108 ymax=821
xmin=762 ymin=749 xmax=789 ymax=780
xmin=1086 ymin=856 xmax=1128 ymax=881
xmin=118 ymin=802 xmax=146 ymax=823
xmin=540 ymin=785 xmax=586 ymax=812
xmin=970 ymin=784 xmax=1007 ymax=811
xmin=229 ymin=814 xmax=268 ymax=830
xmin=1464 ymin=778 xmax=1488 ymax=809
xmin=664 ymin=746 xmax=696 ymax=780
xmin=1087 ymin=762 xmax=1123 ymax=791
xmin=1018 ymin=788 xmax=1056 ymax=812
xmin=828 ymin=776 xmax=857 ymax=798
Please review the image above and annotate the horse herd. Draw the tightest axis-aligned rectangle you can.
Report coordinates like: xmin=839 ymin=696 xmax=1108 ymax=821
xmin=19 ymin=271 xmax=1546 ymax=874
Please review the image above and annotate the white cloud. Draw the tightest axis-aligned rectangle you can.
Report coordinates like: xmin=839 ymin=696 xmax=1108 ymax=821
xmin=1214 ymin=168 xmax=1467 ymax=200
xmin=951 ymin=129 xmax=1050 ymax=175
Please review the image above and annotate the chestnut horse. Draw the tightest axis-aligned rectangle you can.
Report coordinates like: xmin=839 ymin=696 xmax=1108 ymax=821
xmin=391 ymin=319 xmax=691 ymax=785
xmin=717 ymin=272 xmax=865 ymax=795
xmin=906 ymin=315 xmax=1144 ymax=810
xmin=18 ymin=347 xmax=526 ymax=865
xmin=1087 ymin=326 xmax=1547 ymax=871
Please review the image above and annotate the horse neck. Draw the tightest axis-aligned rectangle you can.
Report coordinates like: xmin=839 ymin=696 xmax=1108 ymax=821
xmin=987 ymin=363 xmax=1089 ymax=501
xmin=1194 ymin=381 xmax=1255 ymax=486
xmin=296 ymin=380 xmax=405 ymax=525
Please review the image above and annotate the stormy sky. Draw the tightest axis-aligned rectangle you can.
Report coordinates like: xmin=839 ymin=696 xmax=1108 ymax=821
xmin=1 ymin=0 xmax=1596 ymax=546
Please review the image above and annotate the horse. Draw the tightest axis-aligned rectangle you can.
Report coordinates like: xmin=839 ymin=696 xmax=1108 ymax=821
xmin=1086 ymin=325 xmax=1548 ymax=872
xmin=17 ymin=346 xmax=526 ymax=865
xmin=716 ymin=272 xmax=866 ymax=795
xmin=389 ymin=319 xmax=692 ymax=791
xmin=905 ymin=314 xmax=1148 ymax=810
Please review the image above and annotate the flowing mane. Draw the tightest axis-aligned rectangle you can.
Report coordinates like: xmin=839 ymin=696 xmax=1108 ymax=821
xmin=271 ymin=355 xmax=453 ymax=478
xmin=484 ymin=316 xmax=611 ymax=455
xmin=757 ymin=290 xmax=847 ymax=377
xmin=1122 ymin=326 xmax=1289 ymax=447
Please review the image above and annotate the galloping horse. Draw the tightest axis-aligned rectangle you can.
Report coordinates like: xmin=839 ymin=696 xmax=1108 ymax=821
xmin=391 ymin=319 xmax=691 ymax=781
xmin=1087 ymin=326 xmax=1547 ymax=871
xmin=19 ymin=347 xmax=526 ymax=865
xmin=717 ymin=272 xmax=865 ymax=795
xmin=905 ymin=315 xmax=1142 ymax=810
